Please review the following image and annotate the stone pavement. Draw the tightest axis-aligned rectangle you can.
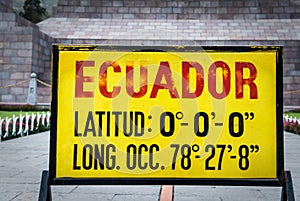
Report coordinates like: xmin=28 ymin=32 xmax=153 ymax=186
xmin=0 ymin=131 xmax=299 ymax=201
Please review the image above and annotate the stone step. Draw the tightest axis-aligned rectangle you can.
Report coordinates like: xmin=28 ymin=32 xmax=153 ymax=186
xmin=38 ymin=17 xmax=300 ymax=41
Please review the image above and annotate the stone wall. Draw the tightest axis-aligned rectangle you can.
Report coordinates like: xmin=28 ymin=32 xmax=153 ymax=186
xmin=32 ymin=28 xmax=53 ymax=103
xmin=0 ymin=7 xmax=53 ymax=103
xmin=0 ymin=0 xmax=11 ymax=12
xmin=53 ymin=0 xmax=300 ymax=19
xmin=1 ymin=0 xmax=300 ymax=105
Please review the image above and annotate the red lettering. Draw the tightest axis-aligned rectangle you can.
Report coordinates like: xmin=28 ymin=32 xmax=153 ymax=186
xmin=126 ymin=61 xmax=148 ymax=98
xmin=78 ymin=59 xmax=258 ymax=100
xmin=75 ymin=60 xmax=94 ymax=98
xmin=182 ymin=61 xmax=204 ymax=98
xmin=208 ymin=61 xmax=231 ymax=99
xmin=99 ymin=61 xmax=121 ymax=98
xmin=235 ymin=62 xmax=258 ymax=99
xmin=150 ymin=62 xmax=179 ymax=98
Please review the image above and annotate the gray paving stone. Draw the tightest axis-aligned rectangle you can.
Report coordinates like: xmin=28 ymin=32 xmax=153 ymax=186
xmin=10 ymin=192 xmax=39 ymax=201
xmin=112 ymin=194 xmax=159 ymax=201
xmin=52 ymin=193 xmax=113 ymax=201
xmin=72 ymin=185 xmax=160 ymax=195
xmin=0 ymin=192 xmax=23 ymax=201
xmin=174 ymin=186 xmax=282 ymax=201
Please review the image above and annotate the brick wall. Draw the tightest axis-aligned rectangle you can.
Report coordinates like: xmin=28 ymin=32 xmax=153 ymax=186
xmin=1 ymin=0 xmax=300 ymax=105
xmin=0 ymin=9 xmax=53 ymax=103
xmin=32 ymin=28 xmax=53 ymax=103
xmin=0 ymin=0 xmax=11 ymax=12
xmin=0 ymin=11 xmax=32 ymax=103
xmin=53 ymin=0 xmax=300 ymax=19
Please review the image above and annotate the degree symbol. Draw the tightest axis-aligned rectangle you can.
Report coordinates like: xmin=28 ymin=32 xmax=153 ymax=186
xmin=192 ymin=144 xmax=200 ymax=152
xmin=176 ymin=112 xmax=184 ymax=120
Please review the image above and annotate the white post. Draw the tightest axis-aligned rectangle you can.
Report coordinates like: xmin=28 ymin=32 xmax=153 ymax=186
xmin=46 ymin=112 xmax=51 ymax=127
xmin=24 ymin=113 xmax=30 ymax=136
xmin=27 ymin=73 xmax=38 ymax=105
xmin=12 ymin=115 xmax=18 ymax=136
xmin=0 ymin=118 xmax=3 ymax=141
xmin=31 ymin=113 xmax=36 ymax=131
xmin=18 ymin=114 xmax=25 ymax=136
xmin=4 ymin=117 xmax=11 ymax=138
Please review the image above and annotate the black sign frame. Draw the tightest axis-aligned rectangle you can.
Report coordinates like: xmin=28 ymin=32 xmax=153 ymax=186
xmin=49 ymin=45 xmax=284 ymax=187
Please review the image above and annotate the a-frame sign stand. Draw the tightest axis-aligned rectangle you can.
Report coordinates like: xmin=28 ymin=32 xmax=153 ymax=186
xmin=39 ymin=45 xmax=295 ymax=201
xmin=38 ymin=170 xmax=295 ymax=201
xmin=281 ymin=171 xmax=295 ymax=201
xmin=38 ymin=171 xmax=51 ymax=201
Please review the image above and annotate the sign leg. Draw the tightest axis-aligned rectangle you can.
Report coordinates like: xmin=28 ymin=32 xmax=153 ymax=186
xmin=38 ymin=170 xmax=52 ymax=201
xmin=281 ymin=171 xmax=295 ymax=201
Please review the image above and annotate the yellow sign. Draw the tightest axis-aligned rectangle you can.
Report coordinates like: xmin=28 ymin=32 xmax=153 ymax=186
xmin=51 ymin=46 xmax=283 ymax=183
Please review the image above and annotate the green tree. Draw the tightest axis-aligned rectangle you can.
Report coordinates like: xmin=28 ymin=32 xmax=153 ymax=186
xmin=20 ymin=0 xmax=49 ymax=23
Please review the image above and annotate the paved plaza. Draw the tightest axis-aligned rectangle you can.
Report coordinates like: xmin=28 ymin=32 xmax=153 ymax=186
xmin=0 ymin=131 xmax=299 ymax=201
